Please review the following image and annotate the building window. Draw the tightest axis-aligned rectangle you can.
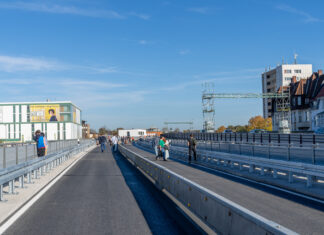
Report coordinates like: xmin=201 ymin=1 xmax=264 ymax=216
xmin=295 ymin=69 xmax=302 ymax=73
xmin=305 ymin=98 xmax=309 ymax=104
xmin=267 ymin=89 xmax=271 ymax=92
xmin=267 ymin=75 xmax=270 ymax=79
xmin=298 ymin=97 xmax=301 ymax=106
xmin=284 ymin=69 xmax=292 ymax=73
xmin=285 ymin=77 xmax=292 ymax=81
xmin=267 ymin=82 xmax=271 ymax=85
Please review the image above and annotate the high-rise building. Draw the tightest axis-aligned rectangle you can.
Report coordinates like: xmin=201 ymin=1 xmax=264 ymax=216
xmin=262 ymin=64 xmax=313 ymax=118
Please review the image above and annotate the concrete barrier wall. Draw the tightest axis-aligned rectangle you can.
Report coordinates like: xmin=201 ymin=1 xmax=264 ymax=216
xmin=119 ymin=145 xmax=296 ymax=235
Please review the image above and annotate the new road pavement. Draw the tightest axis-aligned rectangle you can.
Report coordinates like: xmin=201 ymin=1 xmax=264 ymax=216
xmin=4 ymin=146 xmax=202 ymax=235
xmin=130 ymin=144 xmax=324 ymax=235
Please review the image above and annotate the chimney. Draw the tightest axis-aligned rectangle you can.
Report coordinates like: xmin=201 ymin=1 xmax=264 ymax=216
xmin=318 ymin=70 xmax=323 ymax=76
xmin=292 ymin=76 xmax=297 ymax=83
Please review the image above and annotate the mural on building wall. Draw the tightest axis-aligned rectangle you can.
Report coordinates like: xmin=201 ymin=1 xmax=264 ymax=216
xmin=30 ymin=105 xmax=60 ymax=122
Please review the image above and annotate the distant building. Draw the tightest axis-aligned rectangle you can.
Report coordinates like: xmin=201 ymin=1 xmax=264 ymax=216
xmin=0 ymin=101 xmax=82 ymax=142
xmin=262 ymin=63 xmax=313 ymax=118
xmin=118 ymin=129 xmax=146 ymax=138
xmin=272 ymin=70 xmax=323 ymax=132
xmin=146 ymin=127 xmax=162 ymax=137
xmin=82 ymin=120 xmax=90 ymax=139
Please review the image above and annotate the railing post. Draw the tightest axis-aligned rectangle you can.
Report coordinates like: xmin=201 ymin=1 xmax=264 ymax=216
xmin=312 ymin=144 xmax=316 ymax=165
xmin=300 ymin=134 xmax=302 ymax=146
xmin=288 ymin=134 xmax=291 ymax=145
xmin=278 ymin=134 xmax=280 ymax=146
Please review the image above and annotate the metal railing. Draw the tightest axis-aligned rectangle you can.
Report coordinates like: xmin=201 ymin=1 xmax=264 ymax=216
xmin=0 ymin=139 xmax=95 ymax=201
xmin=119 ymin=144 xmax=295 ymax=235
xmin=0 ymin=139 xmax=90 ymax=169
xmin=163 ymin=132 xmax=324 ymax=147
xmin=163 ymin=139 xmax=324 ymax=165
xmin=137 ymin=140 xmax=324 ymax=190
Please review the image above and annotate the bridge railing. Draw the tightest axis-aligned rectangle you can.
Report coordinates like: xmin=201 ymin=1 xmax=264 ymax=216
xmin=119 ymin=144 xmax=295 ymax=235
xmin=137 ymin=139 xmax=324 ymax=191
xmin=162 ymin=132 xmax=324 ymax=147
xmin=0 ymin=139 xmax=90 ymax=169
xmin=0 ymin=139 xmax=95 ymax=201
xmin=156 ymin=138 xmax=324 ymax=165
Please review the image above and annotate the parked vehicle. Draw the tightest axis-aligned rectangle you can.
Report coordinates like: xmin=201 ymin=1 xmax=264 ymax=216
xmin=223 ymin=129 xmax=233 ymax=133
xmin=249 ymin=129 xmax=267 ymax=134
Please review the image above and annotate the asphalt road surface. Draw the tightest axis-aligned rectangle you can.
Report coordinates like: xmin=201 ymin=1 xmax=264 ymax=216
xmin=130 ymin=144 xmax=324 ymax=235
xmin=5 ymin=146 xmax=202 ymax=235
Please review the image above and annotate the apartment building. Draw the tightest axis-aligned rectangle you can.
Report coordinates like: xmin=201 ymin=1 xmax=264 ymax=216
xmin=262 ymin=64 xmax=313 ymax=118
xmin=272 ymin=70 xmax=324 ymax=132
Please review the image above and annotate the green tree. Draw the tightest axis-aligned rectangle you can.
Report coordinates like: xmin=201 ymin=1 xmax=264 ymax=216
xmin=98 ymin=126 xmax=109 ymax=135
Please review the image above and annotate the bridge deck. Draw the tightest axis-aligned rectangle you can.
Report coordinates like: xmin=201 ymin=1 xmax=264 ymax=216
xmin=127 ymin=144 xmax=324 ymax=235
xmin=4 ymin=147 xmax=153 ymax=235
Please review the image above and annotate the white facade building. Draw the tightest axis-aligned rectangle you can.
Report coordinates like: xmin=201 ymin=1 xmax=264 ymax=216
xmin=118 ymin=129 xmax=146 ymax=138
xmin=262 ymin=64 xmax=313 ymax=118
xmin=0 ymin=101 xmax=82 ymax=142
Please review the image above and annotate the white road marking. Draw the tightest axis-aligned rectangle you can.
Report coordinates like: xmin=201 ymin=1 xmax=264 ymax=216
xmin=0 ymin=147 xmax=94 ymax=234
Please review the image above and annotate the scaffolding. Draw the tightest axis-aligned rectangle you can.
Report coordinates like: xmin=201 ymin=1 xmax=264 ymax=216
xmin=202 ymin=82 xmax=290 ymax=133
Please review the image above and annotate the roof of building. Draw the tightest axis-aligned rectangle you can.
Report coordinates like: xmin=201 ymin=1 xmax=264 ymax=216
xmin=0 ymin=101 xmax=81 ymax=110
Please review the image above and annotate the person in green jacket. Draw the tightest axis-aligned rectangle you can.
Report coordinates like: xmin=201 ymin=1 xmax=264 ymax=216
xmin=159 ymin=136 xmax=166 ymax=161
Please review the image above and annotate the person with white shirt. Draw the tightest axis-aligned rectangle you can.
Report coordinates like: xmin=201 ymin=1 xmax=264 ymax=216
xmin=111 ymin=135 xmax=118 ymax=152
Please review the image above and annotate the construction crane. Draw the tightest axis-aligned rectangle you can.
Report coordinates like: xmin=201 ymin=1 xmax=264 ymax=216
xmin=164 ymin=122 xmax=194 ymax=131
xmin=202 ymin=82 xmax=290 ymax=133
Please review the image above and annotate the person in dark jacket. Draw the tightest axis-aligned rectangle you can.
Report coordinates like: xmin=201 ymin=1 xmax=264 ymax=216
xmin=187 ymin=134 xmax=197 ymax=163
xmin=98 ymin=135 xmax=107 ymax=152
xmin=33 ymin=130 xmax=42 ymax=157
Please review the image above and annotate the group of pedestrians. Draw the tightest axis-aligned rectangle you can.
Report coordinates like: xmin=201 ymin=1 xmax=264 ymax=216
xmin=154 ymin=136 xmax=170 ymax=161
xmin=98 ymin=134 xmax=118 ymax=153
xmin=33 ymin=130 xmax=48 ymax=157
xmin=153 ymin=134 xmax=197 ymax=163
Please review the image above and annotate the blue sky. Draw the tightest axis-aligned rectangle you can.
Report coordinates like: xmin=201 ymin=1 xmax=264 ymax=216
xmin=0 ymin=0 xmax=323 ymax=130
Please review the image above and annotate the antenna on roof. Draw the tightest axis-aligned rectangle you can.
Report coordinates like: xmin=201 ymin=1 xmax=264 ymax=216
xmin=282 ymin=57 xmax=284 ymax=65
xmin=294 ymin=53 xmax=298 ymax=64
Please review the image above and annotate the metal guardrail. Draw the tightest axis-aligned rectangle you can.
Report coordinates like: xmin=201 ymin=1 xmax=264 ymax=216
xmin=119 ymin=144 xmax=296 ymax=235
xmin=168 ymin=139 xmax=324 ymax=165
xmin=138 ymin=140 xmax=324 ymax=189
xmin=0 ymin=140 xmax=95 ymax=201
xmin=163 ymin=132 xmax=324 ymax=147
xmin=0 ymin=139 xmax=90 ymax=169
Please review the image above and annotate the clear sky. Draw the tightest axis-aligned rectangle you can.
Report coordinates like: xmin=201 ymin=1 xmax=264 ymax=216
xmin=0 ymin=0 xmax=323 ymax=130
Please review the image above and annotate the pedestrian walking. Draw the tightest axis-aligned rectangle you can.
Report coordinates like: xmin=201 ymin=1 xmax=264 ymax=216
xmin=163 ymin=137 xmax=170 ymax=160
xmin=187 ymin=134 xmax=197 ymax=163
xmin=112 ymin=135 xmax=118 ymax=152
xmin=98 ymin=135 xmax=107 ymax=152
xmin=41 ymin=132 xmax=48 ymax=156
xmin=152 ymin=136 xmax=159 ymax=158
xmin=33 ymin=130 xmax=41 ymax=157
xmin=159 ymin=136 xmax=166 ymax=161
xmin=36 ymin=132 xmax=47 ymax=157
